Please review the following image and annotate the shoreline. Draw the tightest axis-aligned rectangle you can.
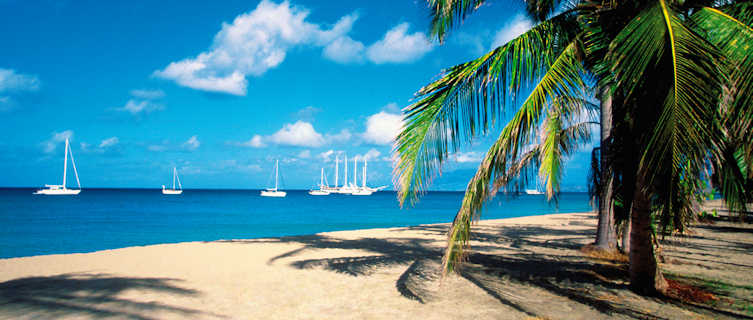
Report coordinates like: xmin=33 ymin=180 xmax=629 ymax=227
xmin=0 ymin=211 xmax=597 ymax=319
xmin=3 ymin=210 xmax=748 ymax=319
xmin=1 ymin=210 xmax=591 ymax=260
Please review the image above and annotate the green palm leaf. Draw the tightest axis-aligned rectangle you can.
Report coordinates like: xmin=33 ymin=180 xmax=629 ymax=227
xmin=609 ymin=0 xmax=720 ymax=181
xmin=427 ymin=0 xmax=487 ymax=42
xmin=440 ymin=42 xmax=585 ymax=274
xmin=395 ymin=14 xmax=578 ymax=207
xmin=538 ymin=98 xmax=597 ymax=199
xmin=692 ymin=6 xmax=753 ymax=169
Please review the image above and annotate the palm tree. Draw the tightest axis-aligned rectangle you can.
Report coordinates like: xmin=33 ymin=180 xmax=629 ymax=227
xmin=394 ymin=0 xmax=752 ymax=295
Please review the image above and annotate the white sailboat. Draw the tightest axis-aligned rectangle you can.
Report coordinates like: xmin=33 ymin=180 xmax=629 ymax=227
xmin=351 ymin=158 xmax=372 ymax=196
xmin=333 ymin=154 xmax=356 ymax=194
xmin=261 ymin=160 xmax=286 ymax=197
xmin=353 ymin=158 xmax=387 ymax=194
xmin=308 ymin=168 xmax=330 ymax=195
xmin=339 ymin=155 xmax=358 ymax=194
xmin=162 ymin=167 xmax=183 ymax=195
xmin=525 ymin=180 xmax=544 ymax=195
xmin=34 ymin=138 xmax=81 ymax=195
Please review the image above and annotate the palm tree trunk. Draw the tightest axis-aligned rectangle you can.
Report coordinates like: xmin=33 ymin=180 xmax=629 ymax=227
xmin=595 ymin=86 xmax=617 ymax=250
xmin=629 ymin=175 xmax=667 ymax=295
xmin=621 ymin=216 xmax=631 ymax=253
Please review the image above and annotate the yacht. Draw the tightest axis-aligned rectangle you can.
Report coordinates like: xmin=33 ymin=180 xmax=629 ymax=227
xmin=261 ymin=160 xmax=286 ymax=197
xmin=34 ymin=138 xmax=81 ymax=195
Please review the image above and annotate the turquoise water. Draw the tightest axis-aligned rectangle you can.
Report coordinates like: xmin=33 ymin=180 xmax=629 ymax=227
xmin=0 ymin=188 xmax=593 ymax=258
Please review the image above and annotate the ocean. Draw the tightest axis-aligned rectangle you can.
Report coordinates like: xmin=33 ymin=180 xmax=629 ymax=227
xmin=0 ymin=188 xmax=593 ymax=259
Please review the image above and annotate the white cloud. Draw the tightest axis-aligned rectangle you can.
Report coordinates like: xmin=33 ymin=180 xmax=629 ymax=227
xmin=382 ymin=102 xmax=401 ymax=113
xmin=183 ymin=135 xmax=200 ymax=151
xmin=295 ymin=105 xmax=321 ymax=120
xmin=0 ymin=68 xmax=40 ymax=93
xmin=455 ymin=151 xmax=483 ymax=163
xmin=323 ymin=36 xmax=365 ymax=63
xmin=130 ymin=89 xmax=165 ymax=99
xmin=270 ymin=121 xmax=325 ymax=147
xmin=117 ymin=88 xmax=165 ymax=116
xmin=366 ymin=23 xmax=433 ymax=64
xmin=0 ymin=69 xmax=40 ymax=111
xmin=237 ymin=123 xmax=348 ymax=149
xmin=357 ymin=148 xmax=382 ymax=161
xmin=491 ymin=14 xmax=533 ymax=49
xmin=319 ymin=149 xmax=336 ymax=161
xmin=153 ymin=0 xmax=360 ymax=95
xmin=98 ymin=137 xmax=119 ymax=148
xmin=363 ymin=111 xmax=403 ymax=145
xmin=240 ymin=134 xmax=266 ymax=148
xmin=119 ymin=99 xmax=164 ymax=114
xmin=325 ymin=129 xmax=352 ymax=143
xmin=43 ymin=130 xmax=73 ymax=154
xmin=297 ymin=150 xmax=311 ymax=158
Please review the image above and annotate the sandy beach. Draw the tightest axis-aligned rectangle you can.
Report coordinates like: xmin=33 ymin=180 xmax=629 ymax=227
xmin=1 ymin=211 xmax=752 ymax=320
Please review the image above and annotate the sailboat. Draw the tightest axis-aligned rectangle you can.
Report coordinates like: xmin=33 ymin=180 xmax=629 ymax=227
xmin=351 ymin=158 xmax=372 ymax=196
xmin=352 ymin=158 xmax=387 ymax=195
xmin=162 ymin=167 xmax=183 ymax=195
xmin=308 ymin=168 xmax=330 ymax=195
xmin=261 ymin=160 xmax=286 ymax=197
xmin=525 ymin=180 xmax=544 ymax=195
xmin=34 ymin=138 xmax=81 ymax=195
xmin=321 ymin=155 xmax=340 ymax=193
xmin=332 ymin=154 xmax=356 ymax=194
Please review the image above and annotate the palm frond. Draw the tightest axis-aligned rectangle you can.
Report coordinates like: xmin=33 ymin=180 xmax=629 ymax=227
xmin=711 ymin=144 xmax=752 ymax=217
xmin=538 ymin=100 xmax=597 ymax=200
xmin=440 ymin=42 xmax=587 ymax=274
xmin=525 ymin=0 xmax=568 ymax=22
xmin=642 ymin=0 xmax=720 ymax=173
xmin=395 ymin=14 xmax=579 ymax=207
xmin=610 ymin=0 xmax=721 ymax=180
xmin=427 ymin=0 xmax=487 ymax=42
xmin=539 ymin=109 xmax=565 ymax=200
xmin=692 ymin=7 xmax=753 ymax=170
xmin=607 ymin=2 xmax=668 ymax=100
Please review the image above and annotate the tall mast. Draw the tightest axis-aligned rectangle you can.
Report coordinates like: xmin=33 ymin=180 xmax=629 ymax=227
xmin=354 ymin=157 xmax=358 ymax=187
xmin=344 ymin=155 xmax=348 ymax=187
xmin=363 ymin=159 xmax=367 ymax=188
xmin=62 ymin=138 xmax=69 ymax=189
xmin=275 ymin=159 xmax=279 ymax=191
xmin=334 ymin=155 xmax=338 ymax=188
xmin=320 ymin=168 xmax=324 ymax=187
xmin=175 ymin=168 xmax=182 ymax=190
xmin=69 ymin=141 xmax=81 ymax=189
xmin=173 ymin=167 xmax=176 ymax=189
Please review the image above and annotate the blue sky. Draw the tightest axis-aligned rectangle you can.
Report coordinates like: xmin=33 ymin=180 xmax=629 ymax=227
xmin=0 ymin=0 xmax=593 ymax=191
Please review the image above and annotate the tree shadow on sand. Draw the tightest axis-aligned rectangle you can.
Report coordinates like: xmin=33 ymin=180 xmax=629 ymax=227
xmin=219 ymin=221 xmax=728 ymax=319
xmin=0 ymin=273 xmax=212 ymax=320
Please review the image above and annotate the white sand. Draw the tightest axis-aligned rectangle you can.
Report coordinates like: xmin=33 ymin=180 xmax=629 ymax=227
xmin=0 ymin=213 xmax=598 ymax=320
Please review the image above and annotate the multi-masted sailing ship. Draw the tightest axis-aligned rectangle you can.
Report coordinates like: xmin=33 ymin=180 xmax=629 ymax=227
xmin=309 ymin=154 xmax=385 ymax=196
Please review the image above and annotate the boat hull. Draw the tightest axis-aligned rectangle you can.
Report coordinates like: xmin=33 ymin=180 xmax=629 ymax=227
xmin=34 ymin=188 xmax=81 ymax=195
xmin=261 ymin=190 xmax=287 ymax=197
xmin=350 ymin=190 xmax=373 ymax=196
xmin=162 ymin=189 xmax=183 ymax=195
xmin=308 ymin=190 xmax=330 ymax=196
xmin=524 ymin=189 xmax=544 ymax=195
